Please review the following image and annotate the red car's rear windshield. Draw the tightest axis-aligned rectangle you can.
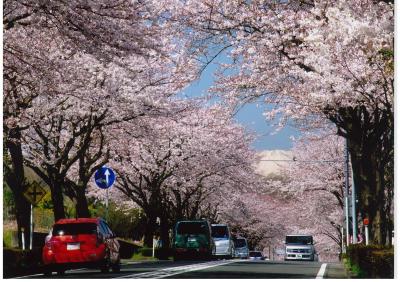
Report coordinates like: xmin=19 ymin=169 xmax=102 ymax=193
xmin=52 ymin=223 xmax=97 ymax=236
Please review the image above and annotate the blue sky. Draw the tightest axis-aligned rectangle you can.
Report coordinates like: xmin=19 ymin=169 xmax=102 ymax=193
xmin=180 ymin=54 xmax=300 ymax=151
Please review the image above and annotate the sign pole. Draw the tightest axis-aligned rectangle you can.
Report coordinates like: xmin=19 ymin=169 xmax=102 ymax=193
xmin=363 ymin=218 xmax=369 ymax=245
xmin=152 ymin=236 xmax=156 ymax=258
xmin=106 ymin=188 xmax=109 ymax=222
xmin=30 ymin=204 xmax=33 ymax=250
xmin=21 ymin=228 xmax=25 ymax=250
xmin=94 ymin=166 xmax=115 ymax=223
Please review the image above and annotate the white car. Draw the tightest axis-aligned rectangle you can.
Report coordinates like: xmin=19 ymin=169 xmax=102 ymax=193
xmin=211 ymin=224 xmax=234 ymax=259
xmin=249 ymin=251 xmax=265 ymax=260
xmin=284 ymin=235 xmax=315 ymax=261
xmin=234 ymin=238 xmax=249 ymax=259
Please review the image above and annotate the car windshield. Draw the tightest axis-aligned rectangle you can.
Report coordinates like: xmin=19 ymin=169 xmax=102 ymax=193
xmin=285 ymin=236 xmax=313 ymax=245
xmin=211 ymin=226 xmax=229 ymax=238
xmin=52 ymin=223 xmax=97 ymax=236
xmin=234 ymin=239 xmax=247 ymax=248
xmin=249 ymin=251 xmax=262 ymax=257
xmin=177 ymin=222 xmax=208 ymax=235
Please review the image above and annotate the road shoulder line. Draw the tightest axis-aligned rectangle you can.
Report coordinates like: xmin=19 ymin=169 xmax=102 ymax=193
xmin=316 ymin=263 xmax=327 ymax=279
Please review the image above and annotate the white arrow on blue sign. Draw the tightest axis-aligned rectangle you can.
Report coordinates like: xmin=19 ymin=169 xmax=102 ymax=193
xmin=94 ymin=166 xmax=116 ymax=189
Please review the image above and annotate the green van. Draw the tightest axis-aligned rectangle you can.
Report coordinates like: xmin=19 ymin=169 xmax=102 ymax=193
xmin=173 ymin=220 xmax=216 ymax=260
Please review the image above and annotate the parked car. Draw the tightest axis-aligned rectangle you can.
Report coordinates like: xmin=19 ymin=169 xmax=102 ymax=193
xmin=233 ymin=237 xmax=249 ymax=259
xmin=249 ymin=251 xmax=265 ymax=261
xmin=42 ymin=218 xmax=120 ymax=275
xmin=211 ymin=224 xmax=235 ymax=259
xmin=284 ymin=234 xmax=315 ymax=261
xmin=172 ymin=220 xmax=215 ymax=260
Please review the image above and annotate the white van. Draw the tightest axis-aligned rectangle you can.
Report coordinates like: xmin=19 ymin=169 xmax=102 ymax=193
xmin=233 ymin=237 xmax=249 ymax=259
xmin=284 ymin=235 xmax=315 ymax=261
xmin=211 ymin=224 xmax=234 ymax=259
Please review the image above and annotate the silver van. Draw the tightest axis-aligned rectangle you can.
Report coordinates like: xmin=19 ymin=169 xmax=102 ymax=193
xmin=233 ymin=237 xmax=249 ymax=259
xmin=211 ymin=224 xmax=234 ymax=259
xmin=284 ymin=235 xmax=315 ymax=261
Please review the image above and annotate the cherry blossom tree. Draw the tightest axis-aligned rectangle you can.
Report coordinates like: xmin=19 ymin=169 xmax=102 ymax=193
xmin=167 ymin=0 xmax=394 ymax=244
xmin=88 ymin=103 xmax=262 ymax=247
xmin=263 ymin=133 xmax=346 ymax=260
xmin=3 ymin=0 xmax=197 ymax=245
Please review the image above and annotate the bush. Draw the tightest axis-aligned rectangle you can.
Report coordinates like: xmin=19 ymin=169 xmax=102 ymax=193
xmin=3 ymin=247 xmax=43 ymax=278
xmin=346 ymin=244 xmax=394 ymax=278
xmin=139 ymin=247 xmax=154 ymax=257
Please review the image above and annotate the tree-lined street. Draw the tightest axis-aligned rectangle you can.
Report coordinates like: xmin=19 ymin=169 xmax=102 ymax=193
xmin=3 ymin=0 xmax=394 ymax=279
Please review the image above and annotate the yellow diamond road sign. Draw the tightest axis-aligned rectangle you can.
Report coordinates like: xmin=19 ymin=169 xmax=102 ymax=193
xmin=23 ymin=182 xmax=47 ymax=205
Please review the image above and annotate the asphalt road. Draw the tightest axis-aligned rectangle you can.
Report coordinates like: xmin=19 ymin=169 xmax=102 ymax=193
xmin=13 ymin=259 xmax=348 ymax=279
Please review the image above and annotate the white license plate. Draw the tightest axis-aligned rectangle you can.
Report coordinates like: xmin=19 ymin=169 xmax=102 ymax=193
xmin=67 ymin=243 xmax=80 ymax=250
xmin=296 ymin=254 xmax=302 ymax=258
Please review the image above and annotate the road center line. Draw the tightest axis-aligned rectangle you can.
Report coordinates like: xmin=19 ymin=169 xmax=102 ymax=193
xmin=316 ymin=263 xmax=327 ymax=279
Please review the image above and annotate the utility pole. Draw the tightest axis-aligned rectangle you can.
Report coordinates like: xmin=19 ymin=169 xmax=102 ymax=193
xmin=351 ymin=170 xmax=357 ymax=244
xmin=344 ymin=140 xmax=350 ymax=248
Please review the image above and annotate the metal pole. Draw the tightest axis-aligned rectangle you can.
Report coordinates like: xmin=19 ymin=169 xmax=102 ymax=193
xmin=269 ymin=245 xmax=271 ymax=260
xmin=351 ymin=168 xmax=357 ymax=244
xmin=344 ymin=140 xmax=350 ymax=247
xmin=30 ymin=204 xmax=33 ymax=250
xmin=365 ymin=225 xmax=369 ymax=245
xmin=341 ymin=227 xmax=345 ymax=254
xmin=21 ymin=228 xmax=25 ymax=250
xmin=106 ymin=188 xmax=109 ymax=222
xmin=152 ymin=236 xmax=155 ymax=257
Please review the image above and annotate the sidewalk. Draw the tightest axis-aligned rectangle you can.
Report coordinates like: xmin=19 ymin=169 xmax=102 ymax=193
xmin=324 ymin=262 xmax=350 ymax=279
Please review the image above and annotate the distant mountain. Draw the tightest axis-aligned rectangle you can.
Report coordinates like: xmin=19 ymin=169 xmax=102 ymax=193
xmin=255 ymin=150 xmax=293 ymax=179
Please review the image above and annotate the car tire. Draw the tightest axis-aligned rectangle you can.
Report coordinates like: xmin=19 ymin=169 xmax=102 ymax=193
xmin=100 ymin=258 xmax=111 ymax=273
xmin=111 ymin=259 xmax=121 ymax=273
xmin=101 ymin=263 xmax=110 ymax=273
xmin=205 ymin=252 xmax=213 ymax=261
xmin=43 ymin=271 xmax=52 ymax=277
xmin=56 ymin=270 xmax=65 ymax=276
xmin=112 ymin=263 xmax=121 ymax=273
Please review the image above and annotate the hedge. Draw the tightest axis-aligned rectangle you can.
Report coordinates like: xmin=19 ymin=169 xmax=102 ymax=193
xmin=136 ymin=247 xmax=172 ymax=259
xmin=345 ymin=244 xmax=394 ymax=278
xmin=139 ymin=247 xmax=154 ymax=257
xmin=3 ymin=247 xmax=44 ymax=278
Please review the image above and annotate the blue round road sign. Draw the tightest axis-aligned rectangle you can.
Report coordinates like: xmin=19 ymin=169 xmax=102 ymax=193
xmin=94 ymin=166 xmax=116 ymax=189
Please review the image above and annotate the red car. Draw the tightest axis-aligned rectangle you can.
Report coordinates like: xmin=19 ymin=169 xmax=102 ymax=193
xmin=42 ymin=218 xmax=120 ymax=275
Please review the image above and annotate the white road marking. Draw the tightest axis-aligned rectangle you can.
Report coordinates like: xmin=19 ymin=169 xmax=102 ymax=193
xmin=116 ymin=260 xmax=236 ymax=279
xmin=13 ymin=268 xmax=87 ymax=279
xmin=316 ymin=263 xmax=327 ymax=279
xmin=12 ymin=273 xmax=44 ymax=279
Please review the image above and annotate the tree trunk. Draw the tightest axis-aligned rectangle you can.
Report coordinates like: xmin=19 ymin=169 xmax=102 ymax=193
xmin=159 ymin=216 xmax=171 ymax=249
xmin=328 ymin=105 xmax=393 ymax=246
xmin=347 ymin=133 xmax=388 ymax=245
xmin=49 ymin=178 xmax=66 ymax=221
xmin=143 ymin=213 xmax=157 ymax=247
xmin=5 ymin=128 xmax=31 ymax=249
xmin=75 ymin=187 xmax=90 ymax=218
